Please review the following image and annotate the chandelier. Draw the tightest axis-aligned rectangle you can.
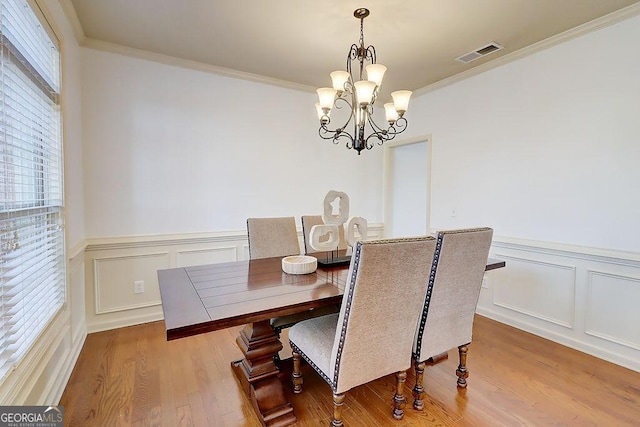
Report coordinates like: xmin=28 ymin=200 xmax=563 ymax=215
xmin=315 ymin=8 xmax=412 ymax=155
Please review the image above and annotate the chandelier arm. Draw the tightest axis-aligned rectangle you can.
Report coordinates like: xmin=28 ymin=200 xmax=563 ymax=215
xmin=364 ymin=124 xmax=389 ymax=147
xmin=385 ymin=117 xmax=408 ymax=137
xmin=347 ymin=44 xmax=359 ymax=78
xmin=317 ymin=97 xmax=354 ymax=139
xmin=365 ymin=45 xmax=376 ymax=65
xmin=336 ymin=131 xmax=357 ymax=150
xmin=366 ymin=110 xmax=388 ymax=135
xmin=319 ymin=124 xmax=357 ymax=147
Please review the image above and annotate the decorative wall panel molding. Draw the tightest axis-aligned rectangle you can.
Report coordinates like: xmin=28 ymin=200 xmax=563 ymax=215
xmin=492 ymin=254 xmax=576 ymax=328
xmin=586 ymin=270 xmax=640 ymax=351
xmin=83 ymin=224 xmax=384 ymax=333
xmin=478 ymin=236 xmax=640 ymax=373
xmin=94 ymin=252 xmax=169 ymax=314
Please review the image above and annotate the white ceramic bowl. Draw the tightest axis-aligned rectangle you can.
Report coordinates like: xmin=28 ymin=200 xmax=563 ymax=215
xmin=282 ymin=255 xmax=317 ymax=275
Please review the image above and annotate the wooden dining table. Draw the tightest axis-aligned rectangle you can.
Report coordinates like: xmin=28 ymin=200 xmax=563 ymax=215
xmin=158 ymin=254 xmax=506 ymax=426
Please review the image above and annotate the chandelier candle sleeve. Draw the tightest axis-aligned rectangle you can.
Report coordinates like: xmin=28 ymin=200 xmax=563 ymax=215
xmin=315 ymin=8 xmax=412 ymax=155
xmin=316 ymin=103 xmax=329 ymax=124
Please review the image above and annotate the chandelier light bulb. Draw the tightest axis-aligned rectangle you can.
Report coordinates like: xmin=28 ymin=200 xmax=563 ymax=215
xmin=365 ymin=64 xmax=386 ymax=87
xmin=391 ymin=90 xmax=412 ymax=116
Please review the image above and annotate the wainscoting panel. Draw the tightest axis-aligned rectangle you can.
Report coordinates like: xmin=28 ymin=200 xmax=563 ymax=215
xmin=493 ymin=254 xmax=576 ymax=328
xmin=586 ymin=270 xmax=640 ymax=351
xmin=84 ymin=224 xmax=384 ymax=333
xmin=478 ymin=237 xmax=640 ymax=373
xmin=94 ymin=252 xmax=169 ymax=314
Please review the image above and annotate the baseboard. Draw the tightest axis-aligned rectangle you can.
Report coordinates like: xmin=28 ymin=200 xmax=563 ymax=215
xmin=49 ymin=326 xmax=87 ymax=404
xmin=87 ymin=311 xmax=164 ymax=334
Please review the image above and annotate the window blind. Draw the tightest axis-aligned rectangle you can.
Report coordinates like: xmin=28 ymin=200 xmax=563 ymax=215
xmin=0 ymin=0 xmax=63 ymax=382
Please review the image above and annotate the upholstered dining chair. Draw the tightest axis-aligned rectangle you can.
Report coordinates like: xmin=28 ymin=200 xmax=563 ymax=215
xmin=411 ymin=227 xmax=493 ymax=411
xmin=301 ymin=215 xmax=346 ymax=254
xmin=246 ymin=216 xmax=300 ymax=259
xmin=289 ymin=236 xmax=438 ymax=426
xmin=246 ymin=216 xmax=335 ymax=360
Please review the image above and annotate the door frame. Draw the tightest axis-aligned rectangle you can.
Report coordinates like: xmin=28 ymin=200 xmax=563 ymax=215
xmin=382 ymin=135 xmax=433 ymax=238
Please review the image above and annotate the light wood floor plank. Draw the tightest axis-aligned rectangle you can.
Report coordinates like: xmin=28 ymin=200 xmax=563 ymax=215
xmin=60 ymin=315 xmax=640 ymax=426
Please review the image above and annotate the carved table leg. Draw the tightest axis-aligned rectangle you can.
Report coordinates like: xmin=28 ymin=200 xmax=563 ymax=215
xmin=231 ymin=320 xmax=296 ymax=426
xmin=456 ymin=344 xmax=469 ymax=388
xmin=412 ymin=360 xmax=426 ymax=411
xmin=393 ymin=370 xmax=407 ymax=420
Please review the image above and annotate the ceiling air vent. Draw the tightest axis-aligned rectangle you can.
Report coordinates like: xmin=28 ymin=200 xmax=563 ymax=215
xmin=455 ymin=42 xmax=504 ymax=64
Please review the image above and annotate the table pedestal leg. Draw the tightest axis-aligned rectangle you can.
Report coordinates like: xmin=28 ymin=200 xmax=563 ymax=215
xmin=231 ymin=320 xmax=296 ymax=427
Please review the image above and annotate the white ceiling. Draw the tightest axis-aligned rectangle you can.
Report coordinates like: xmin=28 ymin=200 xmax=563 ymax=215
xmin=66 ymin=0 xmax=640 ymax=101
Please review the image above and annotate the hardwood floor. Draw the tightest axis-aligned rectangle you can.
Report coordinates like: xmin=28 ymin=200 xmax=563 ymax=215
xmin=60 ymin=315 xmax=640 ymax=426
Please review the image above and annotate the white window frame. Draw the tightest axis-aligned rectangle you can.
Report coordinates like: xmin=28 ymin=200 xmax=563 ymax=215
xmin=0 ymin=0 xmax=65 ymax=384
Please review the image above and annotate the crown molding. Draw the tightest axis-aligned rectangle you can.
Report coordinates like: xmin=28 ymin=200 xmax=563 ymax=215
xmin=413 ymin=2 xmax=640 ymax=98
xmin=58 ymin=0 xmax=86 ymax=45
xmin=57 ymin=0 xmax=640 ymax=98
xmin=81 ymin=37 xmax=317 ymax=93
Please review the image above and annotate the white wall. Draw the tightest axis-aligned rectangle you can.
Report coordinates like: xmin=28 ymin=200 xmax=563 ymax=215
xmin=400 ymin=14 xmax=640 ymax=371
xmin=407 ymin=15 xmax=640 ymax=253
xmin=80 ymin=49 xmax=384 ymax=239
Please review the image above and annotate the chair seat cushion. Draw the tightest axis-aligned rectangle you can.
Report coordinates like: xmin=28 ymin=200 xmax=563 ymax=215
xmin=271 ymin=305 xmax=340 ymax=333
xmin=289 ymin=313 xmax=339 ymax=384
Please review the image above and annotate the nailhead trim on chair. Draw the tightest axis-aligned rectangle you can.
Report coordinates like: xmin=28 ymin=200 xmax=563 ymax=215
xmin=412 ymin=227 xmax=492 ymax=361
xmin=331 ymin=240 xmax=363 ymax=391
xmin=413 ymin=234 xmax=441 ymax=360
xmin=290 ymin=341 xmax=335 ymax=387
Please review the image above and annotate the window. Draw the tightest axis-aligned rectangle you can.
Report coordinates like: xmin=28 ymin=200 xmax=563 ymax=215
xmin=0 ymin=0 xmax=64 ymax=381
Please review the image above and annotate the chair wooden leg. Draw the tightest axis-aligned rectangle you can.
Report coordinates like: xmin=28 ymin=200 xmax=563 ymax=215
xmin=291 ymin=351 xmax=303 ymax=394
xmin=412 ymin=360 xmax=426 ymax=410
xmin=456 ymin=344 xmax=469 ymax=388
xmin=392 ymin=370 xmax=407 ymax=420
xmin=331 ymin=392 xmax=345 ymax=427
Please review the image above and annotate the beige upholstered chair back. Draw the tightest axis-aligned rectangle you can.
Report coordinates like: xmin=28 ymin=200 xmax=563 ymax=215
xmin=413 ymin=228 xmax=493 ymax=362
xmin=330 ymin=237 xmax=437 ymax=394
xmin=246 ymin=217 xmax=300 ymax=260
xmin=301 ymin=215 xmax=346 ymax=254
